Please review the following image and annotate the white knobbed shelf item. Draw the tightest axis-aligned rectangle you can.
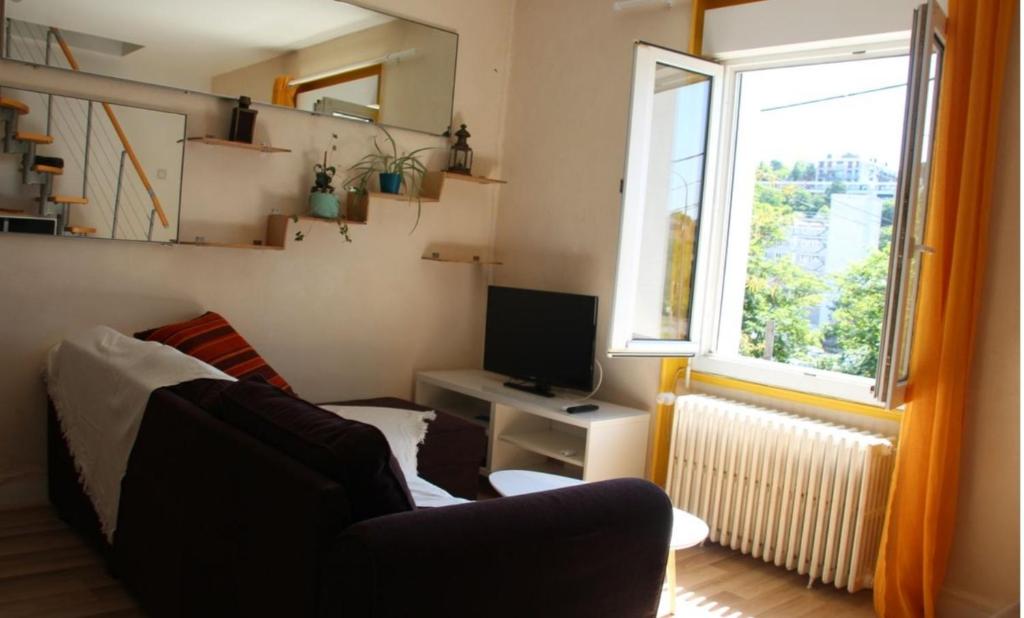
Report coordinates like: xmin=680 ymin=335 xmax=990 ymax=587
xmin=666 ymin=394 xmax=895 ymax=593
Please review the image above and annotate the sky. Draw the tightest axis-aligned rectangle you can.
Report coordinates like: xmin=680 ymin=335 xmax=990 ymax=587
xmin=739 ymin=55 xmax=911 ymax=171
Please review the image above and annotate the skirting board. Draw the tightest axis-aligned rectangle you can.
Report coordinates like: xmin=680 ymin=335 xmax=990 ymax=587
xmin=0 ymin=470 xmax=47 ymax=510
xmin=938 ymin=585 xmax=1019 ymax=618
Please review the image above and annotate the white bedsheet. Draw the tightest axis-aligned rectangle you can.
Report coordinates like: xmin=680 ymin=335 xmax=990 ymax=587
xmin=45 ymin=326 xmax=234 ymax=541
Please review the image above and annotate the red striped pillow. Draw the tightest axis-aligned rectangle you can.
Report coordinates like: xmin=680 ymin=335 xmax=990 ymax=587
xmin=136 ymin=312 xmax=294 ymax=393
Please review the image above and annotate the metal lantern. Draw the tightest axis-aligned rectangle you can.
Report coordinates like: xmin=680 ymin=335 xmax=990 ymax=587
xmin=447 ymin=124 xmax=473 ymax=175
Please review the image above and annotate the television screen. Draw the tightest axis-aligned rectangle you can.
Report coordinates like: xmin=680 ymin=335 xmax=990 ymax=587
xmin=484 ymin=286 xmax=598 ymax=394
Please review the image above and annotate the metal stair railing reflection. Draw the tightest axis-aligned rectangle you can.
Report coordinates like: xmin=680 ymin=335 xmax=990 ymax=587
xmin=3 ymin=18 xmax=165 ymax=240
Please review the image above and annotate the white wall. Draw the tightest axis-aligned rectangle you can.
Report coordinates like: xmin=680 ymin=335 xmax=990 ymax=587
xmin=0 ymin=0 xmax=516 ymax=507
xmin=494 ymin=0 xmax=691 ymax=414
xmin=703 ymin=0 xmax=927 ymax=55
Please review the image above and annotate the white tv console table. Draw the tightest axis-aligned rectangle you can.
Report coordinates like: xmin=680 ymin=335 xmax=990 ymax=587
xmin=414 ymin=370 xmax=650 ymax=481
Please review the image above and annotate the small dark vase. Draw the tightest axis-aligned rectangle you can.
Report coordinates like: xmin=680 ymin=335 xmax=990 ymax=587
xmin=379 ymin=172 xmax=402 ymax=194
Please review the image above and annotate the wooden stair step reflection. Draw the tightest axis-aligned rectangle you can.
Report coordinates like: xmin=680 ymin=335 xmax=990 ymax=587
xmin=64 ymin=226 xmax=95 ymax=235
xmin=15 ymin=132 xmax=54 ymax=145
xmin=32 ymin=165 xmax=63 ymax=175
xmin=0 ymin=97 xmax=30 ymax=115
xmin=48 ymin=195 xmax=88 ymax=205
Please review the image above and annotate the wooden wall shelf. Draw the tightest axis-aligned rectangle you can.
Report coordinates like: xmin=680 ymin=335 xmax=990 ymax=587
xmin=422 ymin=246 xmax=502 ymax=266
xmin=442 ymin=171 xmax=507 ymax=185
xmin=265 ymin=214 xmax=365 ymax=248
xmin=184 ymin=136 xmax=291 ymax=153
xmin=172 ymin=168 xmax=506 ymax=252
xmin=368 ymin=191 xmax=440 ymax=203
xmin=422 ymin=255 xmax=503 ymax=266
xmin=176 ymin=240 xmax=284 ymax=251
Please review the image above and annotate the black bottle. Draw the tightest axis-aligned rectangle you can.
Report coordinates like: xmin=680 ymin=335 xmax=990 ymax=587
xmin=229 ymin=96 xmax=257 ymax=143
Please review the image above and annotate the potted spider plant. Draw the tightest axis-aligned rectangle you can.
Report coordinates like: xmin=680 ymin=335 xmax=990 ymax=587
xmin=346 ymin=127 xmax=434 ymax=232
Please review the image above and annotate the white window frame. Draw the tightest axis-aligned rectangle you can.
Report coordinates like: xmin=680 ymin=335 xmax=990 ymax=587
xmin=692 ymin=37 xmax=914 ymax=407
xmin=608 ymin=3 xmax=946 ymax=408
xmin=607 ymin=43 xmax=724 ymax=358
xmin=876 ymin=1 xmax=946 ymax=408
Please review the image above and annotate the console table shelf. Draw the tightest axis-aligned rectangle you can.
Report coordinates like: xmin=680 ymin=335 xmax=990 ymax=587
xmin=415 ymin=370 xmax=649 ymax=481
xmin=499 ymin=431 xmax=585 ymax=467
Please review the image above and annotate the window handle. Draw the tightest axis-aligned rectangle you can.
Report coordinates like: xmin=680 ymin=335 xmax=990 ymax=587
xmin=916 ymin=244 xmax=936 ymax=255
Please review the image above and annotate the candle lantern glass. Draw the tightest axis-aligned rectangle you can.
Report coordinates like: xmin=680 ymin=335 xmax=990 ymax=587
xmin=447 ymin=124 xmax=473 ymax=175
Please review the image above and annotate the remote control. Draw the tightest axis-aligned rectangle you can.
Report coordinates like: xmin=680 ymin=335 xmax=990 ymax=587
xmin=562 ymin=403 xmax=599 ymax=414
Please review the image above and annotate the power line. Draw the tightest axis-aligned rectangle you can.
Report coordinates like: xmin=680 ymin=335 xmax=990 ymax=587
xmin=761 ymin=83 xmax=906 ymax=112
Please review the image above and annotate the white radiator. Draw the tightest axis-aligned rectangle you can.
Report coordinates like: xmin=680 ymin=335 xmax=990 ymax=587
xmin=666 ymin=394 xmax=896 ymax=592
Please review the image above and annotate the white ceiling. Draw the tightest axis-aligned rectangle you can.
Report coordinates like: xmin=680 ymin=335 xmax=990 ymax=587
xmin=6 ymin=0 xmax=395 ymax=84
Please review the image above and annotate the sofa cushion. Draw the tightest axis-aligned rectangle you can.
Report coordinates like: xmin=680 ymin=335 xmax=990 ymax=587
xmin=135 ymin=311 xmax=293 ymax=393
xmin=210 ymin=378 xmax=415 ymax=522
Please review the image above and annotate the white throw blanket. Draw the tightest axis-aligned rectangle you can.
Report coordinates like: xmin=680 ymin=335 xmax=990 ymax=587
xmin=46 ymin=326 xmax=234 ymax=541
xmin=320 ymin=405 xmax=468 ymax=508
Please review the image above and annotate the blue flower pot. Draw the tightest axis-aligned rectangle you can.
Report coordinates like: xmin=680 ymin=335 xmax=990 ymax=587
xmin=379 ymin=172 xmax=402 ymax=194
xmin=308 ymin=192 xmax=340 ymax=219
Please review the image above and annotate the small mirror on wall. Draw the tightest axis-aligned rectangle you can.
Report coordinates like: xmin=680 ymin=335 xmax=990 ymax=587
xmin=0 ymin=85 xmax=185 ymax=242
xmin=1 ymin=0 xmax=458 ymax=136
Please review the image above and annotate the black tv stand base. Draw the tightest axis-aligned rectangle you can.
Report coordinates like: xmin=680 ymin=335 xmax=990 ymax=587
xmin=503 ymin=380 xmax=556 ymax=398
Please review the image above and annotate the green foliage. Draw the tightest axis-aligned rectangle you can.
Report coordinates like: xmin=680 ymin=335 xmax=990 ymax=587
xmin=290 ymin=214 xmax=351 ymax=243
xmin=825 ymin=180 xmax=848 ymax=198
xmin=879 ymin=199 xmax=894 ymax=249
xmin=739 ymin=162 xmax=891 ymax=377
xmin=824 ymin=249 xmax=890 ymax=377
xmin=789 ymin=161 xmax=818 ymax=182
xmin=345 ymin=126 xmax=434 ymax=233
xmin=741 ymin=187 xmax=827 ymax=362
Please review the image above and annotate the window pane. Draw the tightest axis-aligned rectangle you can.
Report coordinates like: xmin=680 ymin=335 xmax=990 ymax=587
xmin=719 ymin=56 xmax=909 ymax=378
xmin=898 ymin=45 xmax=942 ymax=380
xmin=631 ymin=64 xmax=711 ymax=341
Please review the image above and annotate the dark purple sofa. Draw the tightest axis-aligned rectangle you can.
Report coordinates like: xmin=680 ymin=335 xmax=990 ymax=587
xmin=48 ymin=378 xmax=673 ymax=618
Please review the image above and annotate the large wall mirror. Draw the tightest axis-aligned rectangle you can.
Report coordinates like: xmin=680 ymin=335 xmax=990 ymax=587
xmin=1 ymin=1 xmax=458 ymax=136
xmin=0 ymin=84 xmax=184 ymax=242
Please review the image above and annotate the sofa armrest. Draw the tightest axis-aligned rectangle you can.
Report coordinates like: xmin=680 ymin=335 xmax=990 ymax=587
xmin=321 ymin=478 xmax=672 ymax=618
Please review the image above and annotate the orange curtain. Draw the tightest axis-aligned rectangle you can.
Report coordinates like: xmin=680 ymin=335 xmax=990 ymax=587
xmin=272 ymin=75 xmax=298 ymax=107
xmin=873 ymin=2 xmax=1016 ymax=616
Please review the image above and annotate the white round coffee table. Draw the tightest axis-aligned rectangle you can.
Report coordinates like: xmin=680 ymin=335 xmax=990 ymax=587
xmin=665 ymin=509 xmax=709 ymax=615
xmin=488 ymin=469 xmax=584 ymax=496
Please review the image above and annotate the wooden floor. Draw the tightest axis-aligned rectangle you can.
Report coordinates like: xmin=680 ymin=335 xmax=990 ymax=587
xmin=0 ymin=505 xmax=875 ymax=617
xmin=658 ymin=542 xmax=876 ymax=617
xmin=0 ymin=507 xmax=141 ymax=617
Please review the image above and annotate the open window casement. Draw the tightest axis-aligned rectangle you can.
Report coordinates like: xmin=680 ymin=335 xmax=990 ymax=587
xmin=608 ymin=43 xmax=724 ymax=357
xmin=876 ymin=0 xmax=946 ymax=408
xmin=611 ymin=3 xmax=946 ymax=409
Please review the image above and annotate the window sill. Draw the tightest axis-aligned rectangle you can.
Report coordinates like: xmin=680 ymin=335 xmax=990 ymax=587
xmin=689 ymin=354 xmax=899 ymax=418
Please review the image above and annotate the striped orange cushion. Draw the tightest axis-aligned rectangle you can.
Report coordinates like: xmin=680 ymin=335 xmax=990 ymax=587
xmin=136 ymin=312 xmax=293 ymax=393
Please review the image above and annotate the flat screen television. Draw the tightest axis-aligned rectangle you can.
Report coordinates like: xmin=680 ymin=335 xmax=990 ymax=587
xmin=484 ymin=286 xmax=598 ymax=397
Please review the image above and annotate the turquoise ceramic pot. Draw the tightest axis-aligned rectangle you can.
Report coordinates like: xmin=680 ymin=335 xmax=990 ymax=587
xmin=379 ymin=172 xmax=402 ymax=194
xmin=309 ymin=192 xmax=340 ymax=219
